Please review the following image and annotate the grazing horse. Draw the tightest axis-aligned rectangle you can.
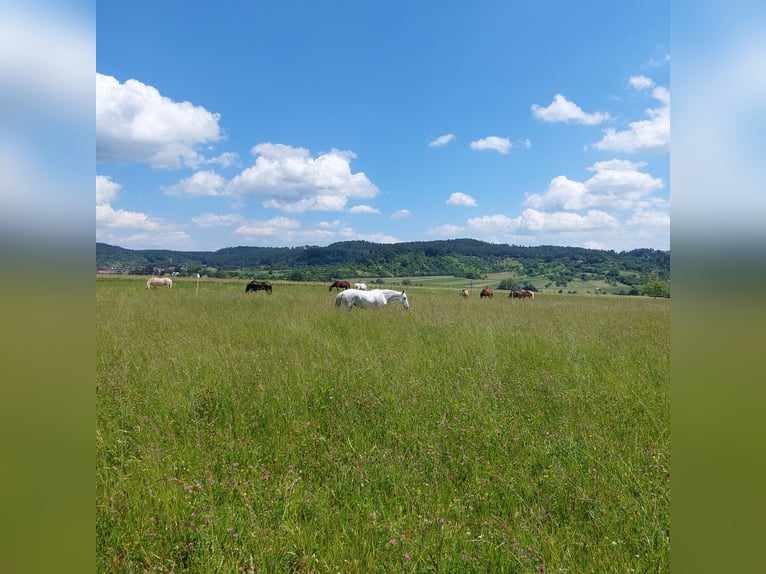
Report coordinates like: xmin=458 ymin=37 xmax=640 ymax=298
xmin=354 ymin=282 xmax=368 ymax=290
xmin=461 ymin=289 xmax=469 ymax=297
xmin=245 ymin=280 xmax=272 ymax=294
xmin=370 ymin=289 xmax=410 ymax=309
xmin=510 ymin=289 xmax=534 ymax=299
xmin=329 ymin=280 xmax=351 ymax=292
xmin=480 ymin=288 xmax=494 ymax=299
xmin=146 ymin=276 xmax=172 ymax=290
xmin=335 ymin=289 xmax=388 ymax=310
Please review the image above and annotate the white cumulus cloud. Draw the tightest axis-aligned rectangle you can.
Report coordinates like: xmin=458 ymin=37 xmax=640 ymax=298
xmin=348 ymin=205 xmax=380 ymax=214
xmin=467 ymin=209 xmax=618 ymax=234
xmin=525 ymin=159 xmax=664 ymax=211
xmin=192 ymin=213 xmax=244 ymax=227
xmin=531 ymin=94 xmax=610 ymax=125
xmin=592 ymin=86 xmax=670 ymax=152
xmin=227 ymin=143 xmax=378 ymax=212
xmin=96 ymin=175 xmax=190 ymax=247
xmin=629 ymin=75 xmax=655 ymax=90
xmin=446 ymin=192 xmax=478 ymax=206
xmin=96 ymin=73 xmax=224 ymax=169
xmin=469 ymin=136 xmax=511 ymax=154
xmin=163 ymin=170 xmax=227 ymax=197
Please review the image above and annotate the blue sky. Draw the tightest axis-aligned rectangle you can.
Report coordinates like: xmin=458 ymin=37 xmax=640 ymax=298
xmin=96 ymin=1 xmax=670 ymax=252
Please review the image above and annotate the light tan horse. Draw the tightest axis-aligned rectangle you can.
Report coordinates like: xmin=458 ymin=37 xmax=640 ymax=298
xmin=146 ymin=276 xmax=173 ymax=290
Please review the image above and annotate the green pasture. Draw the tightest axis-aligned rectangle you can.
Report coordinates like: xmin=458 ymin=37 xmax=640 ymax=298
xmin=97 ymin=276 xmax=669 ymax=573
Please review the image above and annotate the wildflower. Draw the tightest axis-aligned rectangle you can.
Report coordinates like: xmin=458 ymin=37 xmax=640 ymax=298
xmin=390 ymin=539 xmax=397 ymax=546
xmin=233 ymin=532 xmax=240 ymax=539
xmin=539 ymin=566 xmax=546 ymax=573
xmin=404 ymin=554 xmax=410 ymax=561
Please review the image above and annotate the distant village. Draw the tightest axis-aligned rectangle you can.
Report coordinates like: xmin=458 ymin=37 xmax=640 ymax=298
xmin=96 ymin=266 xmax=202 ymax=278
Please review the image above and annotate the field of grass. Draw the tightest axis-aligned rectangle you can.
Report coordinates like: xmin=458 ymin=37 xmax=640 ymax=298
xmin=97 ymin=276 xmax=669 ymax=573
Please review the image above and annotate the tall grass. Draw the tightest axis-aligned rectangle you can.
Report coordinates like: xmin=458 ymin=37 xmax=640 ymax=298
xmin=97 ymin=277 xmax=669 ymax=573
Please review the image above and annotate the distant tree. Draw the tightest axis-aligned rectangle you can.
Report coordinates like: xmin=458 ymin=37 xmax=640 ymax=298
xmin=643 ymin=276 xmax=670 ymax=298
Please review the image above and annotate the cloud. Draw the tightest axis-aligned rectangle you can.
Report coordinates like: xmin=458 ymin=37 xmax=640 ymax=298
xmin=96 ymin=73 xmax=224 ymax=169
xmin=391 ymin=209 xmax=410 ymax=219
xmin=163 ymin=170 xmax=227 ymax=196
xmin=227 ymin=143 xmax=379 ymax=212
xmin=427 ymin=223 xmax=465 ymax=236
xmin=348 ymin=205 xmax=380 ymax=214
xmin=234 ymin=216 xmax=302 ymax=238
xmin=592 ymin=86 xmax=670 ymax=152
xmin=96 ymin=174 xmax=120 ymax=206
xmin=429 ymin=134 xmax=455 ymax=147
xmin=628 ymin=208 xmax=670 ymax=227
xmin=469 ymin=136 xmax=511 ymax=154
xmin=467 ymin=209 xmax=618 ymax=234
xmin=96 ymin=175 xmax=190 ymax=247
xmin=232 ymin=216 xmax=398 ymax=245
xmin=96 ymin=175 xmax=158 ymax=230
xmin=629 ymin=75 xmax=655 ymax=90
xmin=525 ymin=159 xmax=664 ymax=211
xmin=446 ymin=192 xmax=477 ymax=206
xmin=531 ymin=94 xmax=610 ymax=125
xmin=337 ymin=229 xmax=399 ymax=243
xmin=191 ymin=213 xmax=244 ymax=227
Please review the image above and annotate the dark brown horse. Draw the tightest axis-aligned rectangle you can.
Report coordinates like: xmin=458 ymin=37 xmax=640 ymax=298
xmin=329 ymin=280 xmax=351 ymax=292
xmin=246 ymin=280 xmax=272 ymax=294
xmin=480 ymin=288 xmax=494 ymax=299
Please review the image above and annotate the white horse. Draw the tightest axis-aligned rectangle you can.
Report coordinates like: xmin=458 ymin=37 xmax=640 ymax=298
xmin=354 ymin=282 xmax=368 ymax=290
xmin=335 ymin=288 xmax=387 ymax=310
xmin=146 ymin=276 xmax=173 ymax=289
xmin=370 ymin=289 xmax=410 ymax=309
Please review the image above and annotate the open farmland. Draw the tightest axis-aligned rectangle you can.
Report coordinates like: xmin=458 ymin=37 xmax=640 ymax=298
xmin=96 ymin=276 xmax=669 ymax=573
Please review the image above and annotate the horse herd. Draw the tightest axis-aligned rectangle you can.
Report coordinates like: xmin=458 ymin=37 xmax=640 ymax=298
xmin=460 ymin=287 xmax=534 ymax=299
xmin=146 ymin=276 xmax=534 ymax=309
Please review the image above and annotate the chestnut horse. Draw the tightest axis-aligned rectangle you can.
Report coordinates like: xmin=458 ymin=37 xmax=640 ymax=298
xmin=510 ymin=289 xmax=534 ymax=299
xmin=329 ymin=280 xmax=351 ymax=291
xmin=480 ymin=288 xmax=494 ymax=299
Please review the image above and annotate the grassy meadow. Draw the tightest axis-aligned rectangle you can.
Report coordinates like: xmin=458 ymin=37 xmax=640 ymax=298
xmin=96 ymin=276 xmax=669 ymax=573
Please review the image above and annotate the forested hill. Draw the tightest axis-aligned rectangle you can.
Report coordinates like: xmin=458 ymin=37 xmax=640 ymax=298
xmin=97 ymin=239 xmax=669 ymax=286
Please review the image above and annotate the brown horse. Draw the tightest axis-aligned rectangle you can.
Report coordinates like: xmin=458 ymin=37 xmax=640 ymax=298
xmin=329 ymin=280 xmax=351 ymax=291
xmin=480 ymin=288 xmax=494 ymax=299
xmin=510 ymin=289 xmax=534 ymax=299
xmin=246 ymin=280 xmax=272 ymax=294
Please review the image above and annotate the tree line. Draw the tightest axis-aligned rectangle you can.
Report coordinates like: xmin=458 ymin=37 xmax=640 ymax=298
xmin=97 ymin=239 xmax=670 ymax=296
